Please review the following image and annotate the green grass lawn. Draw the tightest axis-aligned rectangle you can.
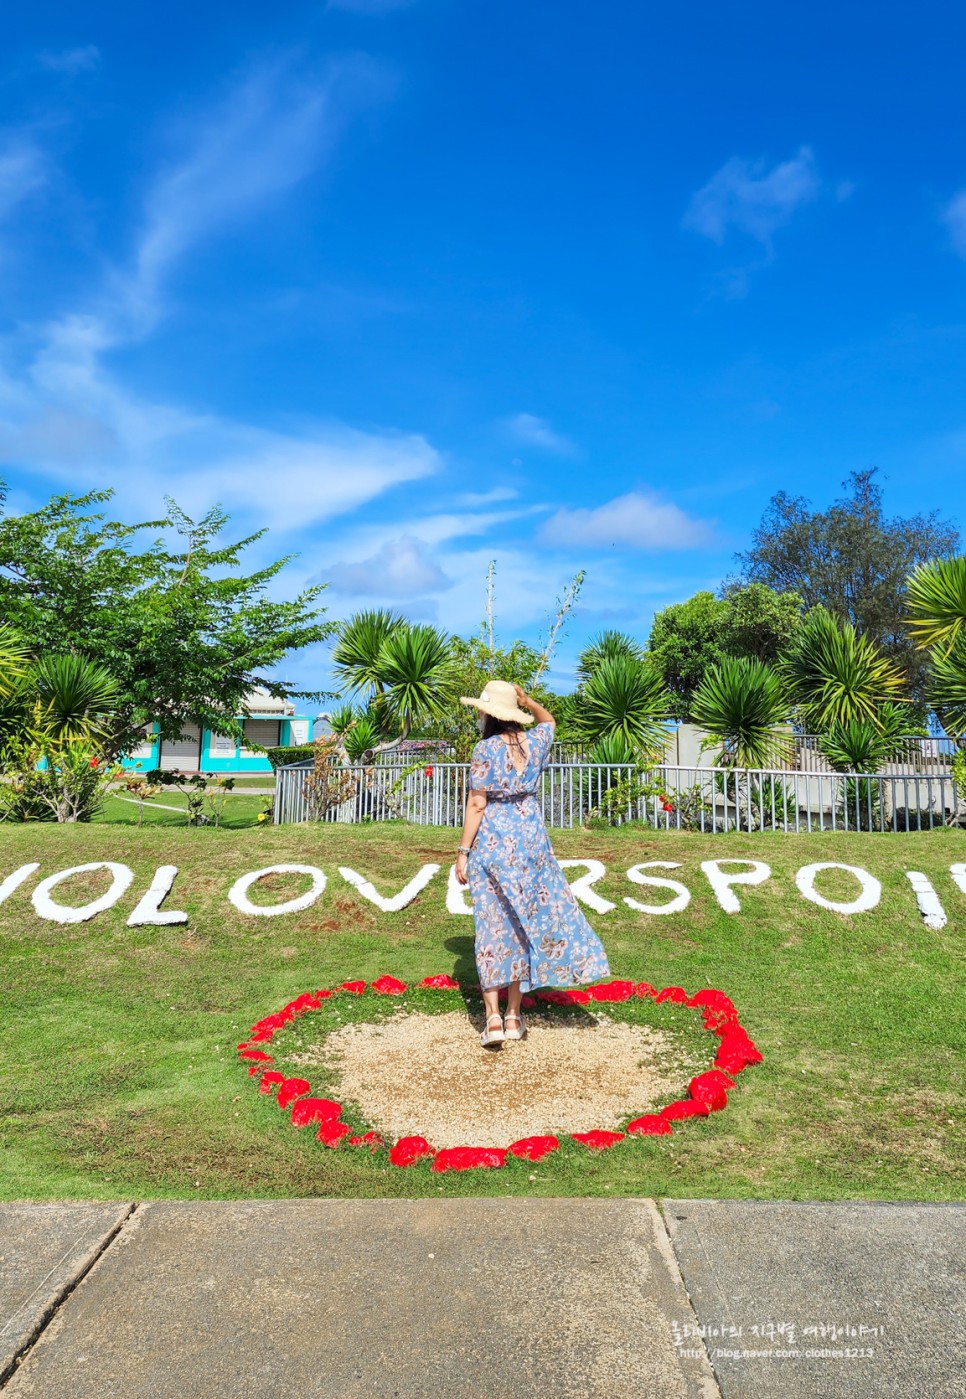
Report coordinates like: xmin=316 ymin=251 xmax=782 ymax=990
xmin=1 ymin=822 xmax=964 ymax=1203
xmin=98 ymin=791 xmax=271 ymax=828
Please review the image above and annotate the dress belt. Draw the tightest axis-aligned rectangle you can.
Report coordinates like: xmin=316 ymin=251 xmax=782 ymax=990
xmin=488 ymin=792 xmax=534 ymax=802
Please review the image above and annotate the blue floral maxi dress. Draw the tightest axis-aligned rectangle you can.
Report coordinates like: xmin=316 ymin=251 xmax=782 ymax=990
xmin=467 ymin=721 xmax=610 ymax=991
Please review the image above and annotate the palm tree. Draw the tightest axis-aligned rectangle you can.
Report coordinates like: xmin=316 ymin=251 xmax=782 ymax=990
xmin=778 ymin=607 xmax=907 ymax=731
xmin=905 ymin=556 xmax=966 ymax=738
xmin=30 ymin=655 xmax=120 ymax=745
xmin=576 ymin=655 xmax=670 ymax=757
xmin=690 ymin=655 xmax=791 ymax=768
xmin=819 ymin=703 xmax=910 ymax=773
xmin=576 ymin=631 xmax=643 ymax=684
xmin=326 ymin=611 xmax=454 ymax=758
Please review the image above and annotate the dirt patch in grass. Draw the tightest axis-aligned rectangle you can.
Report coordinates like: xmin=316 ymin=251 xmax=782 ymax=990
xmin=294 ymin=1008 xmax=707 ymax=1149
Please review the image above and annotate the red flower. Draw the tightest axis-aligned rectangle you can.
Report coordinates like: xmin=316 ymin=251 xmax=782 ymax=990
xmin=389 ymin=1135 xmax=435 ymax=1167
xmin=258 ymin=1070 xmax=286 ymax=1095
xmin=419 ymin=974 xmax=460 ymax=990
xmin=626 ymin=1114 xmax=673 ymax=1136
xmin=339 ymin=980 xmax=366 ymax=995
xmin=348 ymin=1131 xmax=383 ymax=1148
xmin=371 ymin=975 xmax=407 ymax=995
xmin=425 ymin=765 xmax=434 ymax=777
xmin=431 ymin=1147 xmax=507 ymax=1173
xmin=290 ymin=1097 xmax=343 ymax=1128
xmin=507 ymin=1135 xmax=559 ymax=1162
xmin=587 ymin=979 xmax=635 ymax=1003
xmin=316 ymin=1120 xmax=352 ymax=1148
xmin=276 ymin=1077 xmax=311 ymax=1110
xmin=661 ymin=800 xmax=674 ymax=813
xmin=571 ymin=1130 xmax=625 ymax=1150
xmin=89 ymin=757 xmax=99 ymax=769
xmin=688 ymin=1070 xmax=735 ymax=1112
xmin=660 ymin=1099 xmax=711 ymax=1121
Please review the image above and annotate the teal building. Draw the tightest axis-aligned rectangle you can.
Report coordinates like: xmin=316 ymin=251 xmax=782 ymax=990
xmin=120 ymin=690 xmax=312 ymax=775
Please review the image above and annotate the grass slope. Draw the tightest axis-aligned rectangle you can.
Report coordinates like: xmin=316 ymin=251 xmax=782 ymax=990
xmin=1 ymin=823 xmax=964 ymax=1202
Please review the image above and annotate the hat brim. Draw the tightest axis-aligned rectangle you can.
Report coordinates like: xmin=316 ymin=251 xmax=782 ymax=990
xmin=459 ymin=696 xmax=534 ymax=725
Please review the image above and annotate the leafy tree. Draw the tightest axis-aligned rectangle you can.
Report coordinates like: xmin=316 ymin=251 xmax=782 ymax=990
xmin=719 ymin=582 xmax=806 ymax=663
xmin=647 ymin=592 xmax=729 ymax=720
xmin=778 ymin=607 xmax=908 ymax=732
xmin=690 ymin=656 xmax=791 ymax=768
xmin=439 ymin=634 xmax=553 ymax=761
xmin=736 ymin=468 xmax=958 ymax=695
xmin=818 ymin=704 xmax=912 ymax=773
xmin=0 ymin=488 xmax=333 ymax=761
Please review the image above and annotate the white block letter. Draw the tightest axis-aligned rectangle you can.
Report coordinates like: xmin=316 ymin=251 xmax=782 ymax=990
xmin=32 ymin=863 xmax=135 ymax=924
xmin=796 ymin=862 xmax=881 ymax=915
xmin=446 ymin=863 xmax=474 ymax=915
xmin=338 ymin=864 xmax=440 ymax=913
xmin=624 ymin=862 xmax=691 ymax=915
xmin=0 ymin=864 xmax=39 ymax=906
xmin=228 ymin=865 xmax=326 ymax=917
xmin=950 ymin=863 xmax=966 ymax=896
xmin=559 ymin=860 xmax=615 ymax=914
xmin=127 ymin=866 xmax=188 ymax=927
xmin=700 ymin=859 xmax=771 ymax=914
xmin=905 ymin=871 xmax=947 ymax=931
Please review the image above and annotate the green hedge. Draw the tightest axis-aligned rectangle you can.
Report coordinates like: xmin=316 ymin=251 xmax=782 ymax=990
xmin=266 ymin=744 xmax=316 ymax=769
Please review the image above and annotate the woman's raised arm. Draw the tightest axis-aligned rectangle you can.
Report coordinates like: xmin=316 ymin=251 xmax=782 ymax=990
xmin=514 ymin=685 xmax=554 ymax=727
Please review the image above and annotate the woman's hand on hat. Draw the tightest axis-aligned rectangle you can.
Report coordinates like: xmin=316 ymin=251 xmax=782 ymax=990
xmin=514 ymin=684 xmax=532 ymax=709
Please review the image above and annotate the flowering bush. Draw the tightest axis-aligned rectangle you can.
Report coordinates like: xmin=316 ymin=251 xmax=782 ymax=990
xmin=236 ymin=974 xmax=763 ymax=1171
xmin=0 ymin=739 xmax=121 ymax=823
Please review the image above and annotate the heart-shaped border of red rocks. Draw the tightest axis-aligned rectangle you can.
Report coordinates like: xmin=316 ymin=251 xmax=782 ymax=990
xmin=237 ymin=975 xmax=763 ymax=1172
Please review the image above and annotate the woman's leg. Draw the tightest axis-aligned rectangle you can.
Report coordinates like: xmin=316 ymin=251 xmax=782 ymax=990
xmin=505 ymin=980 xmax=522 ymax=1018
xmin=482 ymin=984 xmax=502 ymax=1024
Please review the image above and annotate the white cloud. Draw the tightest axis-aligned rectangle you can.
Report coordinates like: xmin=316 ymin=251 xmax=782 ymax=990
xmin=942 ymin=191 xmax=966 ymax=258
xmin=683 ymin=145 xmax=820 ymax=249
xmin=538 ymin=491 xmax=715 ymax=550
xmin=0 ymin=138 xmax=46 ymax=223
xmin=504 ymin=412 xmax=577 ymax=454
xmin=328 ymin=535 xmax=452 ymax=597
xmin=37 ymin=46 xmax=100 ymax=73
xmin=452 ymin=486 xmax=518 ymax=506
xmin=124 ymin=53 xmax=392 ymax=329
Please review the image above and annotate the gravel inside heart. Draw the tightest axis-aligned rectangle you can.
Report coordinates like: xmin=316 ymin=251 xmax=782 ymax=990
xmin=293 ymin=1009 xmax=707 ymax=1148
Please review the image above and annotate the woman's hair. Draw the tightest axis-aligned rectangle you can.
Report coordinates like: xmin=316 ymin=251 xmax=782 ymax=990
xmin=480 ymin=714 xmax=525 ymax=741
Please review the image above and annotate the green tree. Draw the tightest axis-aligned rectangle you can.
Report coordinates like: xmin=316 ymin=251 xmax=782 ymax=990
xmin=690 ymin=656 xmax=791 ymax=768
xmin=737 ymin=468 xmax=958 ymax=696
xmin=719 ymin=582 xmax=805 ymax=663
xmin=575 ymin=655 xmax=670 ymax=757
xmin=0 ymin=488 xmax=333 ymax=761
xmin=647 ymin=591 xmax=729 ymax=720
xmin=778 ymin=607 xmax=908 ymax=732
xmin=905 ymin=555 xmax=966 ymax=737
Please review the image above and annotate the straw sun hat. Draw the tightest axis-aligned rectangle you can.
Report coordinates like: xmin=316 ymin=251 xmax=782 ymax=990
xmin=459 ymin=679 xmax=534 ymax=725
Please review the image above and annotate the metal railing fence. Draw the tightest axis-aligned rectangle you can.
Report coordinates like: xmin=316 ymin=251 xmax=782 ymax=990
xmin=274 ymin=758 xmax=963 ymax=833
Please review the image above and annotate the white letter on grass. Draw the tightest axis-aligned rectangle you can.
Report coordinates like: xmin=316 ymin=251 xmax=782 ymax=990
xmin=338 ymin=864 xmax=440 ymax=913
xmin=796 ymin=862 xmax=880 ymax=915
xmin=228 ymin=865 xmax=326 ymax=917
xmin=0 ymin=864 xmax=39 ymax=905
xmin=32 ymin=863 xmax=135 ymax=924
xmin=904 ymin=871 xmax=947 ymax=931
xmin=700 ymin=859 xmax=771 ymax=914
xmin=446 ymin=863 xmax=473 ymax=915
xmin=127 ymin=866 xmax=188 ymax=927
xmin=559 ymin=860 xmax=615 ymax=914
xmin=624 ymin=862 xmax=691 ymax=915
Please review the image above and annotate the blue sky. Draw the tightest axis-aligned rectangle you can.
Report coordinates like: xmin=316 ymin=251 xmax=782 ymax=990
xmin=2 ymin=1 xmax=966 ymax=696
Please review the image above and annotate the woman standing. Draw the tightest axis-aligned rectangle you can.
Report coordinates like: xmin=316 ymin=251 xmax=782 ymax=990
xmin=455 ymin=680 xmax=610 ymax=1047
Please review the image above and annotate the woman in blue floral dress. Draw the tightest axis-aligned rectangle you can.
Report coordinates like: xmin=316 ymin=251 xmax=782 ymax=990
xmin=455 ymin=680 xmax=610 ymax=1046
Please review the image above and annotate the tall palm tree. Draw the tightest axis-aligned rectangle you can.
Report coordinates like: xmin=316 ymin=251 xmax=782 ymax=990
xmin=905 ymin=556 xmax=966 ymax=738
xmin=576 ymin=655 xmax=670 ymax=758
xmin=690 ymin=655 xmax=791 ymax=768
xmin=576 ymin=631 xmax=643 ymax=684
xmin=778 ymin=607 xmax=907 ymax=731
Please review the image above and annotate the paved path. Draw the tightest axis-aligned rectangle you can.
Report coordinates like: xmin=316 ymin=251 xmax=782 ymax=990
xmin=1 ymin=1199 xmax=962 ymax=1398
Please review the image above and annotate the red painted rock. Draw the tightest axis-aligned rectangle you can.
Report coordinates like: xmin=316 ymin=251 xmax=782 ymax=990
xmin=389 ymin=1135 xmax=435 ymax=1167
xmin=507 ymin=1135 xmax=560 ymax=1162
xmin=290 ymin=1097 xmax=343 ymax=1128
xmin=419 ymin=974 xmax=460 ymax=990
xmin=372 ymin=975 xmax=407 ymax=995
xmin=257 ymin=1071 xmax=286 ymax=1095
xmin=587 ymin=980 xmax=635 ymax=1003
xmin=431 ymin=1147 xmax=507 ymax=1173
xmin=571 ymin=1130 xmax=625 ymax=1150
xmin=316 ymin=1120 xmax=352 ymax=1148
xmin=276 ymin=1077 xmax=311 ymax=1111
xmin=660 ymin=1099 xmax=711 ymax=1121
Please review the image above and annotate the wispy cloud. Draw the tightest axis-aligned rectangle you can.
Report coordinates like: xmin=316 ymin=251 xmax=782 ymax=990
xmin=37 ymin=45 xmax=101 ymax=74
xmin=328 ymin=535 xmax=453 ymax=597
xmin=683 ymin=145 xmax=820 ymax=250
xmin=538 ymin=490 xmax=715 ymax=550
xmin=0 ymin=137 xmax=47 ymax=224
xmin=942 ymin=191 xmax=966 ymax=258
xmin=125 ymin=53 xmax=393 ymax=329
xmin=504 ymin=412 xmax=577 ymax=455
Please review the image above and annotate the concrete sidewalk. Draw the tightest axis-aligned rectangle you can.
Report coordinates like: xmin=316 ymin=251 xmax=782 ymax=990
xmin=1 ymin=1199 xmax=962 ymax=1398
